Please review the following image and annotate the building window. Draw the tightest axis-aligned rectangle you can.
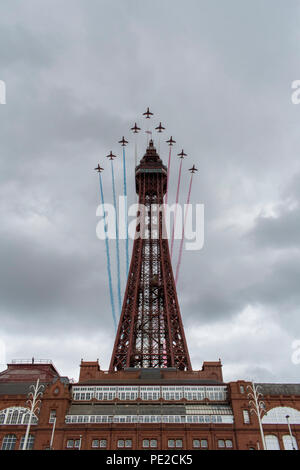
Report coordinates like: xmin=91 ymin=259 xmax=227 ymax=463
xmin=193 ymin=439 xmax=208 ymax=448
xmin=192 ymin=438 xmax=208 ymax=449
xmin=167 ymin=439 xmax=183 ymax=448
xmin=11 ymin=410 xmax=18 ymax=424
xmin=282 ymin=435 xmax=298 ymax=451
xmin=66 ymin=439 xmax=80 ymax=449
xmin=240 ymin=385 xmax=245 ymax=394
xmin=265 ymin=435 xmax=280 ymax=450
xmin=64 ymin=412 xmax=234 ymax=425
xmin=1 ymin=434 xmax=17 ymax=450
xmin=67 ymin=439 xmax=74 ymax=448
xmin=19 ymin=435 xmax=35 ymax=450
xmin=49 ymin=410 xmax=56 ymax=423
xmin=168 ymin=439 xmax=175 ymax=448
xmin=72 ymin=385 xmax=229 ymax=402
xmin=201 ymin=439 xmax=208 ymax=448
xmin=92 ymin=439 xmax=107 ymax=448
xmin=143 ymin=439 xmax=157 ymax=448
xmin=118 ymin=439 xmax=132 ymax=448
xmin=218 ymin=439 xmax=233 ymax=449
xmin=243 ymin=410 xmax=250 ymax=424
xmin=0 ymin=407 xmax=38 ymax=426
xmin=143 ymin=439 xmax=150 ymax=448
xmin=262 ymin=406 xmax=300 ymax=425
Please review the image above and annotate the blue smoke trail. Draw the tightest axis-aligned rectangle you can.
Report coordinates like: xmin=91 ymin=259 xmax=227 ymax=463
xmin=110 ymin=159 xmax=122 ymax=315
xmin=122 ymin=146 xmax=129 ymax=276
xmin=98 ymin=172 xmax=117 ymax=331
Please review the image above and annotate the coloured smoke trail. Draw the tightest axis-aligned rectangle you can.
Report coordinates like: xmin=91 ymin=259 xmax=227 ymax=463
xmin=130 ymin=122 xmax=140 ymax=168
xmin=106 ymin=152 xmax=122 ymax=317
xmin=165 ymin=147 xmax=172 ymax=204
xmin=170 ymin=149 xmax=187 ymax=258
xmin=165 ymin=136 xmax=176 ymax=205
xmin=100 ymin=110 xmax=193 ymax=332
xmin=119 ymin=137 xmax=129 ymax=277
xmin=96 ymin=165 xmax=117 ymax=331
xmin=123 ymin=146 xmax=129 ymax=276
xmin=175 ymin=165 xmax=197 ymax=285
xmin=130 ymin=122 xmax=141 ymax=204
xmin=109 ymin=135 xmax=192 ymax=372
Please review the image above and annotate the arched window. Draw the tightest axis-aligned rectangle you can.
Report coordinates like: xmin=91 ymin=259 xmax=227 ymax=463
xmin=265 ymin=435 xmax=280 ymax=450
xmin=19 ymin=435 xmax=35 ymax=450
xmin=1 ymin=435 xmax=17 ymax=450
xmin=0 ymin=407 xmax=38 ymax=425
xmin=282 ymin=435 xmax=298 ymax=451
xmin=262 ymin=406 xmax=300 ymax=425
xmin=11 ymin=410 xmax=18 ymax=424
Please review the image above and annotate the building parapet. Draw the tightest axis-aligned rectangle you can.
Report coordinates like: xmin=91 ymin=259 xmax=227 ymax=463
xmin=79 ymin=361 xmax=223 ymax=383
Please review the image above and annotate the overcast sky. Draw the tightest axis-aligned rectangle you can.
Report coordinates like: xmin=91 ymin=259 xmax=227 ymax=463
xmin=1 ymin=0 xmax=300 ymax=383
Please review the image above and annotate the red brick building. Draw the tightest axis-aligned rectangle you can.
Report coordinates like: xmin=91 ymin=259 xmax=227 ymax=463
xmin=0 ymin=358 xmax=299 ymax=450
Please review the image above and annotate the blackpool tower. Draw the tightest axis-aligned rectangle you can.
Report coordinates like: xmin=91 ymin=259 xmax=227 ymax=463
xmin=110 ymin=140 xmax=191 ymax=371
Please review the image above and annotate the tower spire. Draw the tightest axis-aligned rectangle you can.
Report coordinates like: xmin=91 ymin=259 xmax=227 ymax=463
xmin=109 ymin=140 xmax=191 ymax=371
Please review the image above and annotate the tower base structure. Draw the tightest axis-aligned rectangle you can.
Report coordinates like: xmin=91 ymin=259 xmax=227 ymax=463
xmin=79 ymin=360 xmax=223 ymax=382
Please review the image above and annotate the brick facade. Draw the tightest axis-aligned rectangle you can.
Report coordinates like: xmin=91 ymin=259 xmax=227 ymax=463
xmin=0 ymin=360 xmax=299 ymax=450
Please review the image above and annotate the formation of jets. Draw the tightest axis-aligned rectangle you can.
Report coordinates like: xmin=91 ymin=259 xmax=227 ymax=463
xmin=95 ymin=109 xmax=198 ymax=175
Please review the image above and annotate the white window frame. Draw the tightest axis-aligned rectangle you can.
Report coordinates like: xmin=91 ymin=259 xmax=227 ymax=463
xmin=282 ymin=435 xmax=298 ymax=450
xmin=1 ymin=434 xmax=17 ymax=450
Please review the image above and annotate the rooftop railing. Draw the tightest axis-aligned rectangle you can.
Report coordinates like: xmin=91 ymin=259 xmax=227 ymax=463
xmin=11 ymin=359 xmax=53 ymax=365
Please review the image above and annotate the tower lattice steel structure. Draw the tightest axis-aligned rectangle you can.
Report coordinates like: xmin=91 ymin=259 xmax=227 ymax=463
xmin=109 ymin=140 xmax=191 ymax=372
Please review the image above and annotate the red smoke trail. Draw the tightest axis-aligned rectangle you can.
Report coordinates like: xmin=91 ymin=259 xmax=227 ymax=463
xmin=170 ymin=158 xmax=183 ymax=258
xmin=175 ymin=172 xmax=194 ymax=285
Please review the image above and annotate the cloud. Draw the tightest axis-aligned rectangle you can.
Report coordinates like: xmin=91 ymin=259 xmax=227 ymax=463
xmin=1 ymin=0 xmax=300 ymax=383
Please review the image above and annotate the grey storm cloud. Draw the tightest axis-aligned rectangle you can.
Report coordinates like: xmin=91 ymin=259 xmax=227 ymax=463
xmin=1 ymin=0 xmax=300 ymax=381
